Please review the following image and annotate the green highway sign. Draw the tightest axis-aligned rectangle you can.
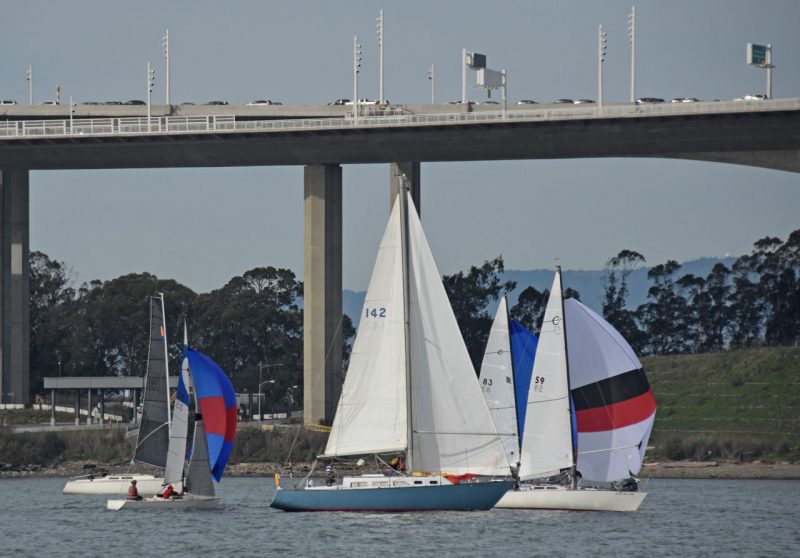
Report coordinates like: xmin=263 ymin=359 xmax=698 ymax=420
xmin=747 ymin=43 xmax=768 ymax=66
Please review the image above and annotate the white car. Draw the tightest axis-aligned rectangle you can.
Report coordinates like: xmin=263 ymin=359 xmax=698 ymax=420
xmin=743 ymin=94 xmax=767 ymax=101
xmin=0 ymin=99 xmax=17 ymax=105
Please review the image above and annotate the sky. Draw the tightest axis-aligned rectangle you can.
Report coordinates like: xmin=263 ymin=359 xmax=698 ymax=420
xmin=2 ymin=0 xmax=799 ymax=294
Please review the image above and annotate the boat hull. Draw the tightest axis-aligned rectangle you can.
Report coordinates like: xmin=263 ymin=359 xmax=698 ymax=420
xmin=63 ymin=474 xmax=167 ymax=495
xmin=271 ymin=481 xmax=512 ymax=512
xmin=496 ymin=485 xmax=646 ymax=512
xmin=106 ymin=495 xmax=219 ymax=511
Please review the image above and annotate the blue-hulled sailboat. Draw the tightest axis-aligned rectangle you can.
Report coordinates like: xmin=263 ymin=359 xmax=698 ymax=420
xmin=271 ymin=186 xmax=512 ymax=512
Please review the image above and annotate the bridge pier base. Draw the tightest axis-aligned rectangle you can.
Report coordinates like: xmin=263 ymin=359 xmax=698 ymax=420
xmin=0 ymin=169 xmax=30 ymax=405
xmin=303 ymin=164 xmax=343 ymax=426
xmin=390 ymin=162 xmax=421 ymax=213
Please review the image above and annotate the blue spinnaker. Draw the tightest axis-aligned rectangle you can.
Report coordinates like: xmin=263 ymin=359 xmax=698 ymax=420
xmin=509 ymin=320 xmax=537 ymax=444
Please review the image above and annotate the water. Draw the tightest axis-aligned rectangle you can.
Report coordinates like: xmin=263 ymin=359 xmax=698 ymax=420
xmin=1 ymin=477 xmax=798 ymax=557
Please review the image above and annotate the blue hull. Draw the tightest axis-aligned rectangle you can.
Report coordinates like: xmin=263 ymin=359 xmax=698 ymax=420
xmin=271 ymin=481 xmax=512 ymax=512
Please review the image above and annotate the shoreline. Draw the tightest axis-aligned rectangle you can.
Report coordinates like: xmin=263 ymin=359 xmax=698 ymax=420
xmin=2 ymin=460 xmax=800 ymax=480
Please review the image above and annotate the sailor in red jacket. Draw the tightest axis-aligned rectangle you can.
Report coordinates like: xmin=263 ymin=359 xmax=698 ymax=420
xmin=127 ymin=480 xmax=142 ymax=500
xmin=162 ymin=484 xmax=177 ymax=499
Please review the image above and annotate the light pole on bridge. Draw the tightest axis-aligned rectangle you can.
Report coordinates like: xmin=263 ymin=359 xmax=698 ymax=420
xmin=146 ymin=62 xmax=155 ymax=132
xmin=628 ymin=6 xmax=636 ymax=103
xmin=353 ymin=36 xmax=362 ymax=120
xmin=377 ymin=10 xmax=384 ymax=105
xmin=428 ymin=64 xmax=435 ymax=104
xmin=26 ymin=65 xmax=33 ymax=105
xmin=598 ymin=25 xmax=607 ymax=110
xmin=163 ymin=30 xmax=171 ymax=105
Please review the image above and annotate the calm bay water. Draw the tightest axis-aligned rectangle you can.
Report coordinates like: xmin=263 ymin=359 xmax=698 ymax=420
xmin=1 ymin=477 xmax=798 ymax=557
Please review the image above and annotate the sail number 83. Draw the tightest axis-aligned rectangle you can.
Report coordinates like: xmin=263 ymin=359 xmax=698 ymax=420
xmin=365 ymin=307 xmax=387 ymax=318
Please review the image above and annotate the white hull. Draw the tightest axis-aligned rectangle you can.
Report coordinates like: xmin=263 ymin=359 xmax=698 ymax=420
xmin=496 ymin=485 xmax=647 ymax=512
xmin=107 ymin=495 xmax=219 ymax=511
xmin=63 ymin=474 xmax=168 ymax=495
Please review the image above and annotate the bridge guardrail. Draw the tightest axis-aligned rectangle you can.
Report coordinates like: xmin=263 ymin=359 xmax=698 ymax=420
xmin=1 ymin=99 xmax=798 ymax=140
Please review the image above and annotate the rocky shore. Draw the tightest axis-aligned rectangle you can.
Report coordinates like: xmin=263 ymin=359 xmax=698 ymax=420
xmin=2 ymin=460 xmax=800 ymax=480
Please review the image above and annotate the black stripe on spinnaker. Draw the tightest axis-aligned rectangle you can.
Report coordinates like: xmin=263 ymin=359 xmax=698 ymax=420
xmin=571 ymin=368 xmax=651 ymax=411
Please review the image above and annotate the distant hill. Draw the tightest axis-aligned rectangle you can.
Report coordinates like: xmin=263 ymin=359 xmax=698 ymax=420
xmin=644 ymin=346 xmax=800 ymax=461
xmin=344 ymin=256 xmax=735 ymax=327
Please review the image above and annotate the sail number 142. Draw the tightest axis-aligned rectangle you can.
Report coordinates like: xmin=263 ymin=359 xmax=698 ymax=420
xmin=365 ymin=307 xmax=387 ymax=318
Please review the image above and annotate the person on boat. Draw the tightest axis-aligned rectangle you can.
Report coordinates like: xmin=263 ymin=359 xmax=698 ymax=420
xmin=162 ymin=484 xmax=178 ymax=499
xmin=325 ymin=462 xmax=336 ymax=486
xmin=127 ymin=480 xmax=142 ymax=501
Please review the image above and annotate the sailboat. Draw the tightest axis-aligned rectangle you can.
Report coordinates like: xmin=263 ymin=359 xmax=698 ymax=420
xmin=478 ymin=296 xmax=538 ymax=476
xmin=107 ymin=330 xmax=237 ymax=510
xmin=270 ymin=188 xmax=512 ymax=512
xmin=496 ymin=268 xmax=656 ymax=511
xmin=63 ymin=294 xmax=172 ymax=495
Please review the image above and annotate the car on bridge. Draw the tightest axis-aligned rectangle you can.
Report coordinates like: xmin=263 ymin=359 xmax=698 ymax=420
xmin=744 ymin=94 xmax=767 ymax=101
xmin=328 ymin=98 xmax=351 ymax=106
xmin=40 ymin=101 xmax=60 ymax=105
xmin=574 ymin=99 xmax=595 ymax=104
xmin=1 ymin=99 xmax=18 ymax=105
xmin=554 ymin=98 xmax=574 ymax=104
xmin=672 ymin=97 xmax=700 ymax=103
xmin=248 ymin=100 xmax=282 ymax=105
xmin=205 ymin=100 xmax=229 ymax=105
xmin=125 ymin=100 xmax=145 ymax=105
xmin=636 ymin=97 xmax=665 ymax=104
xmin=517 ymin=99 xmax=538 ymax=104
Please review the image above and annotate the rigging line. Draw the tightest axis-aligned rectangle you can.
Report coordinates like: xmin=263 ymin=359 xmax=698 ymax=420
xmin=282 ymin=424 xmax=305 ymax=470
xmin=577 ymin=442 xmax=641 ymax=455
xmin=415 ymin=430 xmax=517 ymax=437
xmin=134 ymin=420 xmax=170 ymax=449
xmin=527 ymin=395 xmax=569 ymax=405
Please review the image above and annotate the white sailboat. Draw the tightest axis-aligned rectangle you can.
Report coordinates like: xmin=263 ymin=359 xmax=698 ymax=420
xmin=63 ymin=294 xmax=172 ymax=495
xmin=496 ymin=268 xmax=656 ymax=512
xmin=271 ymin=188 xmax=512 ymax=512
xmin=108 ymin=329 xmax=237 ymax=510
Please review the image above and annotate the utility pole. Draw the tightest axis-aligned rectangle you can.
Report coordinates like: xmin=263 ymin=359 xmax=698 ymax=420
xmin=462 ymin=48 xmax=467 ymax=103
xmin=69 ymin=96 xmax=75 ymax=131
xmin=766 ymin=43 xmax=773 ymax=99
xmin=376 ymin=10 xmax=384 ymax=104
xmin=147 ymin=62 xmax=154 ymax=131
xmin=628 ymin=6 xmax=636 ymax=103
xmin=26 ymin=65 xmax=32 ymax=105
xmin=163 ymin=29 xmax=171 ymax=105
xmin=428 ymin=64 xmax=435 ymax=104
xmin=353 ymin=36 xmax=362 ymax=119
xmin=598 ymin=25 xmax=607 ymax=109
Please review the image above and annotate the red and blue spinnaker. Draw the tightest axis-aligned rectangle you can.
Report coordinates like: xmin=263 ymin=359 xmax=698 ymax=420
xmin=185 ymin=348 xmax=237 ymax=482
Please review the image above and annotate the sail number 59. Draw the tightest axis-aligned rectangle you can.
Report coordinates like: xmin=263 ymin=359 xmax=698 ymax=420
xmin=365 ymin=307 xmax=387 ymax=318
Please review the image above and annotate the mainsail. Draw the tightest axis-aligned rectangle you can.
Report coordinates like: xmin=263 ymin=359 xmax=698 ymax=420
xmin=163 ymin=355 xmax=191 ymax=485
xmin=478 ymin=297 xmax=519 ymax=467
xmin=325 ymin=192 xmax=509 ymax=476
xmin=133 ymin=295 xmax=171 ymax=468
xmin=518 ymin=271 xmax=574 ymax=480
xmin=565 ymin=298 xmax=656 ymax=482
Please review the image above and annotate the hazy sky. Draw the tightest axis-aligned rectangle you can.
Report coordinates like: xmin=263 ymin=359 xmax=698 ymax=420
xmin=3 ymin=0 xmax=799 ymax=293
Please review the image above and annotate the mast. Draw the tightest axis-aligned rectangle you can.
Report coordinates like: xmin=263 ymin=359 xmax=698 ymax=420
xmin=504 ymin=295 xmax=522 ymax=471
xmin=398 ymin=179 xmax=414 ymax=473
xmin=557 ymin=267 xmax=578 ymax=489
xmin=159 ymin=293 xmax=172 ymax=431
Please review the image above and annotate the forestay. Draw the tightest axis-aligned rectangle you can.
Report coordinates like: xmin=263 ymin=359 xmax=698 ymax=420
xmin=519 ymin=272 xmax=574 ymax=480
xmin=565 ymin=298 xmax=656 ymax=482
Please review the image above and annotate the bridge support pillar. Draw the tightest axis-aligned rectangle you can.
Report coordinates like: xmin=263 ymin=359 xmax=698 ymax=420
xmin=303 ymin=164 xmax=342 ymax=425
xmin=0 ymin=169 xmax=30 ymax=405
xmin=390 ymin=162 xmax=421 ymax=213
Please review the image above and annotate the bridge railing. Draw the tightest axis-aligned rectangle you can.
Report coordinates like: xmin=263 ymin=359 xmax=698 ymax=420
xmin=1 ymin=99 xmax=798 ymax=139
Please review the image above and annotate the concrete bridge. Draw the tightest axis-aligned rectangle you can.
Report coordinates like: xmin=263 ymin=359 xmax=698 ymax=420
xmin=1 ymin=99 xmax=799 ymax=424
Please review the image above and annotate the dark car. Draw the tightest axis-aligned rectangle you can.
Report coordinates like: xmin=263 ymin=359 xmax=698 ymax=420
xmin=635 ymin=97 xmax=665 ymax=104
xmin=481 ymin=100 xmax=500 ymax=105
xmin=574 ymin=99 xmax=595 ymax=104
xmin=517 ymin=99 xmax=538 ymax=105
xmin=205 ymin=100 xmax=229 ymax=105
xmin=103 ymin=101 xmax=123 ymax=105
xmin=328 ymin=98 xmax=350 ymax=106
xmin=125 ymin=100 xmax=146 ymax=105
xmin=554 ymin=98 xmax=574 ymax=104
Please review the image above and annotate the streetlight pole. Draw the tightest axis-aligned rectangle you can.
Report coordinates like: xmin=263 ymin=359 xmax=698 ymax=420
xmin=428 ymin=64 xmax=435 ymax=104
xmin=766 ymin=43 xmax=773 ymax=99
xmin=257 ymin=363 xmax=284 ymax=423
xmin=146 ymin=62 xmax=154 ymax=131
xmin=353 ymin=37 xmax=362 ymax=119
xmin=377 ymin=10 xmax=384 ymax=105
xmin=598 ymin=24 xmax=607 ymax=110
xmin=628 ymin=6 xmax=636 ymax=103
xmin=163 ymin=30 xmax=170 ymax=105
xmin=26 ymin=65 xmax=32 ymax=105
xmin=462 ymin=48 xmax=467 ymax=103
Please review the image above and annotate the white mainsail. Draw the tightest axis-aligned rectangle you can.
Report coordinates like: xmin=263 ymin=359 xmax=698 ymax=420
xmin=519 ymin=270 xmax=574 ymax=480
xmin=163 ymin=355 xmax=191 ymax=486
xmin=324 ymin=199 xmax=407 ymax=457
xmin=478 ymin=297 xmax=520 ymax=467
xmin=325 ymin=191 xmax=509 ymax=476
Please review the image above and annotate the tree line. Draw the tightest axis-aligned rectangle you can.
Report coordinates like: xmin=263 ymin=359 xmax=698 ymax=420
xmin=28 ymin=228 xmax=799 ymax=402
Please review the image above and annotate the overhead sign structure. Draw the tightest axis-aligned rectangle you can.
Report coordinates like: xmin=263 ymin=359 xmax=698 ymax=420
xmin=746 ymin=42 xmax=774 ymax=99
xmin=477 ymin=68 xmax=503 ymax=88
xmin=466 ymin=52 xmax=486 ymax=69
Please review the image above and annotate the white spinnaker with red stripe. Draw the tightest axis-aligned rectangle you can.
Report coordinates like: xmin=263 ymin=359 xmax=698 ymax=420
xmin=564 ymin=298 xmax=656 ymax=483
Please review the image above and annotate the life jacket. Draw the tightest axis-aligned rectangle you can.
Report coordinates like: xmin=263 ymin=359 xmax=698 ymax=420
xmin=162 ymin=485 xmax=175 ymax=499
xmin=127 ymin=485 xmax=139 ymax=498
